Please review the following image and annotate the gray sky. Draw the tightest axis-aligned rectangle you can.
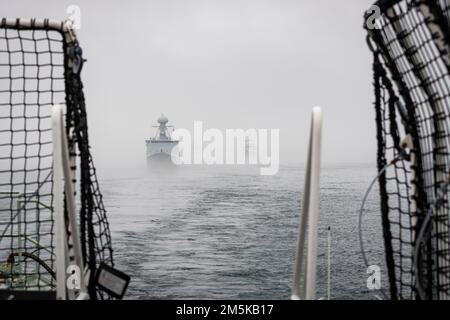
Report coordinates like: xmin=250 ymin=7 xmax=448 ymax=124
xmin=2 ymin=0 xmax=376 ymax=169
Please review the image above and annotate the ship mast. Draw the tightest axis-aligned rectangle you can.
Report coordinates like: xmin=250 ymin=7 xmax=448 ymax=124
xmin=153 ymin=114 xmax=173 ymax=141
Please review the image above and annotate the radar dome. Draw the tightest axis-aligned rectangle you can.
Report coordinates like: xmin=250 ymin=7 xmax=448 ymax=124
xmin=157 ymin=114 xmax=168 ymax=124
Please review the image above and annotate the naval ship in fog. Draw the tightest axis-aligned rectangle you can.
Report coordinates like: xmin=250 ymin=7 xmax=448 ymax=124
xmin=145 ymin=115 xmax=179 ymax=165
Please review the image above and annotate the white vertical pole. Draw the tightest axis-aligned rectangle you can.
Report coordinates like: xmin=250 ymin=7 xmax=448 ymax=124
xmin=60 ymin=109 xmax=89 ymax=300
xmin=291 ymin=140 xmax=311 ymax=300
xmin=304 ymin=106 xmax=322 ymax=300
xmin=291 ymin=106 xmax=323 ymax=300
xmin=327 ymin=226 xmax=331 ymax=300
xmin=52 ymin=104 xmax=89 ymax=300
xmin=52 ymin=104 xmax=67 ymax=300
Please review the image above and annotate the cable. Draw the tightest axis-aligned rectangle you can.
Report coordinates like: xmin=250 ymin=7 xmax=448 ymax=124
xmin=6 ymin=252 xmax=56 ymax=280
xmin=413 ymin=208 xmax=432 ymax=300
xmin=358 ymin=156 xmax=402 ymax=300
xmin=413 ymin=175 xmax=450 ymax=300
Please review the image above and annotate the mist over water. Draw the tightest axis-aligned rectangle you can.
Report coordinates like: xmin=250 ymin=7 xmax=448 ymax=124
xmin=99 ymin=164 xmax=386 ymax=300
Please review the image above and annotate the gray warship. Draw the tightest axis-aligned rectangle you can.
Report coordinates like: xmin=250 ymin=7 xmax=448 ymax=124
xmin=145 ymin=115 xmax=179 ymax=166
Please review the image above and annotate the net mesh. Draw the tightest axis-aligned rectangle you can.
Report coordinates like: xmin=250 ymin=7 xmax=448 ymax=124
xmin=0 ymin=19 xmax=113 ymax=299
xmin=366 ymin=0 xmax=450 ymax=299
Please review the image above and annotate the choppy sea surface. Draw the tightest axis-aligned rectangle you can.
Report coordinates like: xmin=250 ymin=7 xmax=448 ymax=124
xmin=99 ymin=164 xmax=386 ymax=300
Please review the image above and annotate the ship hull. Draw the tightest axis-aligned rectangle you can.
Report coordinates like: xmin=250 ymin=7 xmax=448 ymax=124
xmin=147 ymin=152 xmax=176 ymax=168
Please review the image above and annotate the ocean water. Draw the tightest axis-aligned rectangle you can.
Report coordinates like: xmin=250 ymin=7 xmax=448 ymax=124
xmin=99 ymin=164 xmax=387 ymax=300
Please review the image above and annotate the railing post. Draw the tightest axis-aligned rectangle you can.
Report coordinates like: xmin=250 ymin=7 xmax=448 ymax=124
xmin=52 ymin=104 xmax=67 ymax=299
xmin=52 ymin=104 xmax=89 ymax=300
xmin=292 ymin=106 xmax=323 ymax=300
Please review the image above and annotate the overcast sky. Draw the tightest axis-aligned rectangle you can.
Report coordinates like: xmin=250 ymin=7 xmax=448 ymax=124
xmin=2 ymin=0 xmax=376 ymax=169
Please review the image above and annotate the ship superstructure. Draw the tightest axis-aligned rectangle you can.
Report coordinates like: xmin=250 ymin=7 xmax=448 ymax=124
xmin=145 ymin=115 xmax=178 ymax=164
